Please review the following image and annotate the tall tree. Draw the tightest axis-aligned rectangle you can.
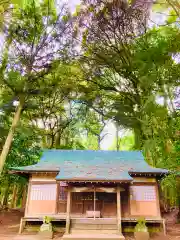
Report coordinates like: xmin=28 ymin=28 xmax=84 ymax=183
xmin=27 ymin=94 xmax=84 ymax=149
xmin=77 ymin=0 xmax=179 ymax=148
xmin=0 ymin=0 xmax=74 ymax=172
xmin=0 ymin=126 xmax=41 ymax=208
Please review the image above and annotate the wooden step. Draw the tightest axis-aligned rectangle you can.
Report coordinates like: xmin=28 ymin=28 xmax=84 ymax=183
xmin=71 ymin=219 xmax=117 ymax=224
xmin=62 ymin=233 xmax=125 ymax=240
xmin=71 ymin=229 xmax=118 ymax=234
xmin=71 ymin=223 xmax=117 ymax=230
xmin=71 ymin=218 xmax=117 ymax=231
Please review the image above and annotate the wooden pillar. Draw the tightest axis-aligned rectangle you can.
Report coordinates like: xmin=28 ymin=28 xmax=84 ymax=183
xmin=155 ymin=182 xmax=161 ymax=218
xmin=65 ymin=187 xmax=71 ymax=234
xmin=162 ymin=219 xmax=166 ymax=236
xmin=24 ymin=181 xmax=31 ymax=217
xmin=55 ymin=182 xmax=59 ymax=214
xmin=94 ymin=187 xmax=96 ymax=220
xmin=117 ymin=185 xmax=122 ymax=234
xmin=19 ymin=218 xmax=26 ymax=234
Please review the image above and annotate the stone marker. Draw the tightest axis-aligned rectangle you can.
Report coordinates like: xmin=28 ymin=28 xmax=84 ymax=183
xmin=38 ymin=223 xmax=53 ymax=239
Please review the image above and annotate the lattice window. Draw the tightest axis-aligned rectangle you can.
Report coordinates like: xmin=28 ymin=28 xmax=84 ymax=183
xmin=59 ymin=186 xmax=67 ymax=200
xmin=30 ymin=184 xmax=56 ymax=201
xmin=130 ymin=186 xmax=156 ymax=202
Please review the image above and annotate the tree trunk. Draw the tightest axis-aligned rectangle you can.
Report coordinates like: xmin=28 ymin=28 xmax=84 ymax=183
xmin=134 ymin=124 xmax=146 ymax=150
xmin=177 ymin=204 xmax=180 ymax=222
xmin=10 ymin=184 xmax=18 ymax=209
xmin=134 ymin=128 xmax=142 ymax=150
xmin=116 ymin=124 xmax=120 ymax=151
xmin=42 ymin=135 xmax=48 ymax=148
xmin=97 ymin=136 xmax=101 ymax=150
xmin=0 ymin=98 xmax=24 ymax=174
xmin=21 ymin=185 xmax=27 ymax=209
xmin=167 ymin=0 xmax=180 ymax=18
xmin=2 ymin=183 xmax=10 ymax=207
xmin=177 ymin=186 xmax=180 ymax=222
xmin=50 ymin=134 xmax=55 ymax=149
xmin=15 ymin=185 xmax=20 ymax=208
xmin=55 ymin=132 xmax=61 ymax=148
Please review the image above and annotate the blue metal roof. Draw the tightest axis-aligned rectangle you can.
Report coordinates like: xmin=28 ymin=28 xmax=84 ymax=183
xmin=10 ymin=150 xmax=168 ymax=181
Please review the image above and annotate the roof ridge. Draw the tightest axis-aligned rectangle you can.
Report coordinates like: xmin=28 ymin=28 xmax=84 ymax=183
xmin=43 ymin=149 xmax=142 ymax=152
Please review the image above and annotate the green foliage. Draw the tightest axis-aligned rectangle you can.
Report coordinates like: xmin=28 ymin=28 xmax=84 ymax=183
xmin=0 ymin=0 xmax=74 ymax=171
xmin=0 ymin=0 xmax=45 ymax=30
xmin=152 ymin=0 xmax=180 ymax=20
xmin=73 ymin=4 xmax=81 ymax=17
xmin=161 ymin=174 xmax=180 ymax=206
xmin=0 ymin=126 xmax=41 ymax=206
xmin=43 ymin=216 xmax=53 ymax=224
xmin=152 ymin=0 xmax=169 ymax=11
xmin=62 ymin=14 xmax=71 ymax=23
xmin=78 ymin=0 xmax=180 ymax=151
xmin=110 ymin=134 xmax=135 ymax=151
xmin=1 ymin=129 xmax=41 ymax=177
xmin=82 ymin=134 xmax=99 ymax=150
xmin=0 ymin=0 xmax=71 ymax=96
xmin=134 ymin=218 xmax=148 ymax=232
xmin=167 ymin=10 xmax=178 ymax=24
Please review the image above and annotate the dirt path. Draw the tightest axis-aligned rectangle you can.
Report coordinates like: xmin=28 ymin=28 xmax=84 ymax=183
xmin=0 ymin=209 xmax=179 ymax=240
xmin=0 ymin=209 xmax=23 ymax=234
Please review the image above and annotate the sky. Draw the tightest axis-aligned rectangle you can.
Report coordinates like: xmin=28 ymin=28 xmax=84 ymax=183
xmin=63 ymin=0 xmax=81 ymax=11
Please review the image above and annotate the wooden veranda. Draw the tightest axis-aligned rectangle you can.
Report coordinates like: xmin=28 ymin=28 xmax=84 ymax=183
xmin=64 ymin=184 xmax=124 ymax=236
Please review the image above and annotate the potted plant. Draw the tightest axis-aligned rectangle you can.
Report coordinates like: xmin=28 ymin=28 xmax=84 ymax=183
xmin=134 ymin=218 xmax=149 ymax=240
xmin=39 ymin=216 xmax=53 ymax=239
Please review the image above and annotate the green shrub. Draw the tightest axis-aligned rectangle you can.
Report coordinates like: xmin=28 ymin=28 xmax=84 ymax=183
xmin=43 ymin=216 xmax=53 ymax=224
xmin=134 ymin=218 xmax=148 ymax=232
